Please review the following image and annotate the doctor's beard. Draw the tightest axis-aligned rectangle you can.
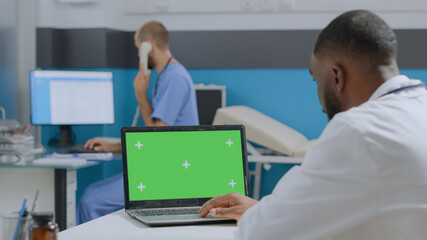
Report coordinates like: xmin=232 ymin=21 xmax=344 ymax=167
xmin=148 ymin=55 xmax=155 ymax=70
xmin=323 ymin=85 xmax=343 ymax=121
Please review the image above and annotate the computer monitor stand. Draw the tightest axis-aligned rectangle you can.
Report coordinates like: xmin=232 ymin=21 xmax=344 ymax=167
xmin=48 ymin=125 xmax=74 ymax=147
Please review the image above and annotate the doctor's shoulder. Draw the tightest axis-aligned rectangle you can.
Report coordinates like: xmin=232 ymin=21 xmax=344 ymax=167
xmin=326 ymin=99 xmax=413 ymax=150
xmin=334 ymin=98 xmax=394 ymax=128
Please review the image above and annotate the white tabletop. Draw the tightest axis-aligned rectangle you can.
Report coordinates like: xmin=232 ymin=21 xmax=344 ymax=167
xmin=59 ymin=209 xmax=237 ymax=240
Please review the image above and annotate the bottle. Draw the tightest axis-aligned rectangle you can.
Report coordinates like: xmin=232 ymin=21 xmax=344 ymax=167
xmin=29 ymin=212 xmax=58 ymax=240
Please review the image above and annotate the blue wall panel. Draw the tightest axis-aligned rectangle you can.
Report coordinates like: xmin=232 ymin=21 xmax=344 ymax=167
xmin=0 ymin=68 xmax=17 ymax=119
xmin=41 ymin=68 xmax=427 ymax=200
xmin=189 ymin=68 xmax=328 ymax=139
xmin=401 ymin=69 xmax=427 ymax=83
xmin=42 ymin=68 xmax=327 ymax=144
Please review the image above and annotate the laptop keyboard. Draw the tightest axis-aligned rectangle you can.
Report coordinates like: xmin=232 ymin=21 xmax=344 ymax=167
xmin=135 ymin=207 xmax=201 ymax=216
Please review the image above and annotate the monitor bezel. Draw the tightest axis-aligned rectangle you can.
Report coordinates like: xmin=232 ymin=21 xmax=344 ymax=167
xmin=121 ymin=125 xmax=250 ymax=209
xmin=29 ymin=69 xmax=115 ymax=126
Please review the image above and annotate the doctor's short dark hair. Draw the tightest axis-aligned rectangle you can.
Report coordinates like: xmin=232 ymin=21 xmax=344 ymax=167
xmin=314 ymin=10 xmax=397 ymax=66
xmin=137 ymin=21 xmax=170 ymax=50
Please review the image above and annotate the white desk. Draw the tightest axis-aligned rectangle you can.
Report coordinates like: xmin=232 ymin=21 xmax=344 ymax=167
xmin=0 ymin=161 xmax=91 ymax=234
xmin=59 ymin=209 xmax=237 ymax=240
xmin=0 ymin=153 xmax=121 ymax=234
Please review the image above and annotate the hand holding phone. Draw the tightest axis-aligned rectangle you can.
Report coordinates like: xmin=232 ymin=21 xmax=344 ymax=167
xmin=133 ymin=41 xmax=153 ymax=127
xmin=134 ymin=41 xmax=152 ymax=106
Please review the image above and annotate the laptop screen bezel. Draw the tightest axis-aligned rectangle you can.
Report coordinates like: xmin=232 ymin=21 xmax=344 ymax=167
xmin=121 ymin=125 xmax=249 ymax=209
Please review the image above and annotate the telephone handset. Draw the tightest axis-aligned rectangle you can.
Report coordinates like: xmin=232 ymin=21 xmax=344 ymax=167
xmin=132 ymin=41 xmax=152 ymax=127
xmin=139 ymin=41 xmax=152 ymax=77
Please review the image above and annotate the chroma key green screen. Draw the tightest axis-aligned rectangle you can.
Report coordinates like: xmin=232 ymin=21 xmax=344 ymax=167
xmin=125 ymin=130 xmax=245 ymax=201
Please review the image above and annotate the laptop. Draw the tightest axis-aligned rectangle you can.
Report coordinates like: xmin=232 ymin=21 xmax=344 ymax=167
xmin=121 ymin=125 xmax=249 ymax=226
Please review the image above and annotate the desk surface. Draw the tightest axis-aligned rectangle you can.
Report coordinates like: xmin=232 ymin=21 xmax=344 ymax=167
xmin=59 ymin=209 xmax=237 ymax=240
xmin=0 ymin=149 xmax=121 ymax=170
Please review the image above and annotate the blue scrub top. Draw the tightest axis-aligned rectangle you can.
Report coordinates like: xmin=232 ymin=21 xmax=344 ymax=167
xmin=150 ymin=63 xmax=199 ymax=126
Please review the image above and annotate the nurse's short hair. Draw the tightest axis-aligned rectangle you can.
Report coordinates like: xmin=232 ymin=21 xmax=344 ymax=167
xmin=137 ymin=21 xmax=170 ymax=50
xmin=314 ymin=10 xmax=397 ymax=66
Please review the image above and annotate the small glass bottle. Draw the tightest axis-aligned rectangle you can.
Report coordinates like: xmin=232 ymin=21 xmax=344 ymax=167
xmin=29 ymin=212 xmax=58 ymax=240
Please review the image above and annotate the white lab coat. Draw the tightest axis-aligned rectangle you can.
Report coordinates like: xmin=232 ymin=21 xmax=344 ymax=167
xmin=236 ymin=75 xmax=427 ymax=240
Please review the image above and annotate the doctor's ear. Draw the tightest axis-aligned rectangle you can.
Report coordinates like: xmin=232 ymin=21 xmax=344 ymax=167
xmin=331 ymin=64 xmax=345 ymax=93
xmin=145 ymin=40 xmax=155 ymax=51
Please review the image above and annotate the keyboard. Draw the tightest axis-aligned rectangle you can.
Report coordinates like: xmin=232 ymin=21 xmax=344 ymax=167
xmin=135 ymin=207 xmax=201 ymax=216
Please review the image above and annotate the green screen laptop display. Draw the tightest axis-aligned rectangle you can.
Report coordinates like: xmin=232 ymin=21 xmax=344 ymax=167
xmin=125 ymin=130 xmax=245 ymax=201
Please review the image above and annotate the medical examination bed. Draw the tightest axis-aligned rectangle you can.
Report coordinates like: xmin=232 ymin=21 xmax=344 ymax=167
xmin=213 ymin=106 xmax=317 ymax=200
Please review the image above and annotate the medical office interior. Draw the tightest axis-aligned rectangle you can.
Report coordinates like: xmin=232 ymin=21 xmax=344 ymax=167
xmin=1 ymin=0 xmax=427 ymax=237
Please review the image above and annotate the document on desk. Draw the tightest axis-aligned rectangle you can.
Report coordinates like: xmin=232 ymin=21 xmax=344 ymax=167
xmin=50 ymin=152 xmax=114 ymax=161
xmin=33 ymin=157 xmax=88 ymax=167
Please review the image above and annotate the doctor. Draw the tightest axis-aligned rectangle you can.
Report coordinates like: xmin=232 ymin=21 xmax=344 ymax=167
xmin=200 ymin=10 xmax=427 ymax=239
xmin=78 ymin=21 xmax=199 ymax=224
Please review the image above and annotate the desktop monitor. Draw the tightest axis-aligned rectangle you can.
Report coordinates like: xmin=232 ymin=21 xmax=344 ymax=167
xmin=30 ymin=70 xmax=114 ymax=146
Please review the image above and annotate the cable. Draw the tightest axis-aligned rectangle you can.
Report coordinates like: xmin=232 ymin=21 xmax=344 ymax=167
xmin=131 ymin=106 xmax=140 ymax=127
xmin=0 ymin=107 xmax=5 ymax=120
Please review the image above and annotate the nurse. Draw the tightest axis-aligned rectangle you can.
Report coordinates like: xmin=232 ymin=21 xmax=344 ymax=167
xmin=200 ymin=10 xmax=427 ymax=239
xmin=78 ymin=21 xmax=199 ymax=224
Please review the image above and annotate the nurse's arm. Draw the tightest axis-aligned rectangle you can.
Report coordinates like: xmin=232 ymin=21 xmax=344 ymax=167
xmin=133 ymin=63 xmax=167 ymax=126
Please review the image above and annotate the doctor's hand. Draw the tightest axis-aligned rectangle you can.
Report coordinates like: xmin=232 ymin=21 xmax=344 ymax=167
xmin=134 ymin=62 xmax=151 ymax=99
xmin=199 ymin=192 xmax=258 ymax=221
xmin=84 ymin=138 xmax=114 ymax=152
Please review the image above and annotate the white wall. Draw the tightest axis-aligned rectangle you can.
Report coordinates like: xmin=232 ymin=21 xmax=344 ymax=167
xmin=17 ymin=0 xmax=36 ymax=126
xmin=0 ymin=0 xmax=18 ymax=119
xmin=0 ymin=0 xmax=36 ymax=125
xmin=37 ymin=0 xmax=427 ymax=31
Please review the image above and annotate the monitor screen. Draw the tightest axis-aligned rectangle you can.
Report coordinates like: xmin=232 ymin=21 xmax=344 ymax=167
xmin=124 ymin=129 xmax=246 ymax=201
xmin=30 ymin=70 xmax=114 ymax=125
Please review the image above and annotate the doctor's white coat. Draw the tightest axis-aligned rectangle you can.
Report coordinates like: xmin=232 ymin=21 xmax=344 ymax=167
xmin=236 ymin=75 xmax=427 ymax=240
